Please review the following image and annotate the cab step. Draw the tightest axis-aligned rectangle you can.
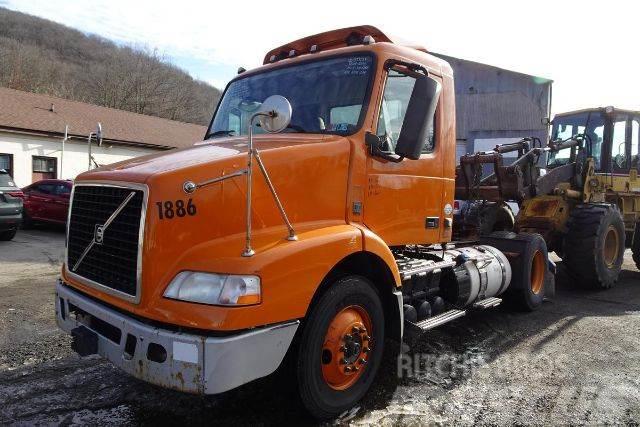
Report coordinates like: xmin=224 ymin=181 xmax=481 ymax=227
xmin=410 ymin=309 xmax=466 ymax=331
xmin=472 ymin=297 xmax=502 ymax=310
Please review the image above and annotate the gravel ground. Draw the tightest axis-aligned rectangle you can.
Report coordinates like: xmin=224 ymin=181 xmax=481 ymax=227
xmin=1 ymin=228 xmax=640 ymax=425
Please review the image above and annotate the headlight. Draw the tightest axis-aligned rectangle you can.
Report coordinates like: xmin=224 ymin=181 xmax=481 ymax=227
xmin=163 ymin=272 xmax=261 ymax=306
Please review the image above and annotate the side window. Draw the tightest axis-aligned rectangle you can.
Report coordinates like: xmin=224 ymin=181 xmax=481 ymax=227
xmin=330 ymin=105 xmax=362 ymax=127
xmin=36 ymin=184 xmax=55 ymax=194
xmin=611 ymin=117 xmax=627 ymax=170
xmin=55 ymin=184 xmax=71 ymax=196
xmin=590 ymin=124 xmax=605 ymax=170
xmin=632 ymin=119 xmax=639 ymax=168
xmin=376 ymin=68 xmax=437 ymax=154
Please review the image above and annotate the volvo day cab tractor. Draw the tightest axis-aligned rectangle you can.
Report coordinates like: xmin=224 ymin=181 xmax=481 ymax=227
xmin=457 ymin=107 xmax=640 ymax=288
xmin=56 ymin=26 xmax=552 ymax=419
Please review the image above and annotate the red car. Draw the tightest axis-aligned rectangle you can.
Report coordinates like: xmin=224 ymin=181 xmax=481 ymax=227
xmin=22 ymin=179 xmax=72 ymax=226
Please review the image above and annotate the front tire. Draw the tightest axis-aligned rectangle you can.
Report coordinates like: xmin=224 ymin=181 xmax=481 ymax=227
xmin=297 ymin=276 xmax=384 ymax=419
xmin=563 ymin=205 xmax=625 ymax=289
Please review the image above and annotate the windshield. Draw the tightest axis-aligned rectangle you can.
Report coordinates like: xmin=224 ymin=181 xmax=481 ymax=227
xmin=208 ymin=54 xmax=374 ymax=138
xmin=548 ymin=111 xmax=605 ymax=169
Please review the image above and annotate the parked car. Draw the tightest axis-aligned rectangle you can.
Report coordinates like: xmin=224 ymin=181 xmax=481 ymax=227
xmin=22 ymin=179 xmax=72 ymax=227
xmin=0 ymin=169 xmax=23 ymax=241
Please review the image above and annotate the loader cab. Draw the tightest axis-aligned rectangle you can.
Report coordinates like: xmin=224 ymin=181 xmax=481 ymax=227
xmin=549 ymin=107 xmax=640 ymax=174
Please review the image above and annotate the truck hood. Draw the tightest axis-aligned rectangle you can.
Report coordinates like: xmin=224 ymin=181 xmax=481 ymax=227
xmin=69 ymin=133 xmax=353 ymax=318
xmin=79 ymin=134 xmax=331 ymax=183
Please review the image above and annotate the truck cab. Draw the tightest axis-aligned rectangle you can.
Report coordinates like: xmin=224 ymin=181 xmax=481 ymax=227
xmin=56 ymin=26 xmax=549 ymax=419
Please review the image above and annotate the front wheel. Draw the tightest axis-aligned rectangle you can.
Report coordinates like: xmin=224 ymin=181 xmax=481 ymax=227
xmin=563 ymin=205 xmax=625 ymax=289
xmin=296 ymin=276 xmax=384 ymax=419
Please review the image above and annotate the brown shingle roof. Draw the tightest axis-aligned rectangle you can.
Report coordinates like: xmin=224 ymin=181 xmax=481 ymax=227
xmin=0 ymin=87 xmax=206 ymax=149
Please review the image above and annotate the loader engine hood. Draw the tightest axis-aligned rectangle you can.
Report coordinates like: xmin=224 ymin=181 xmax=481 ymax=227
xmin=67 ymin=135 xmax=351 ymax=311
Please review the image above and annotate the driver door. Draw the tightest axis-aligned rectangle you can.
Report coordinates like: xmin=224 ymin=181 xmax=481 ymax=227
xmin=363 ymin=66 xmax=445 ymax=246
xmin=611 ymin=114 xmax=629 ymax=173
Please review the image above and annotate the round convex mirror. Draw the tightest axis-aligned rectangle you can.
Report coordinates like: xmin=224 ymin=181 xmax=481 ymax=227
xmin=258 ymin=95 xmax=292 ymax=133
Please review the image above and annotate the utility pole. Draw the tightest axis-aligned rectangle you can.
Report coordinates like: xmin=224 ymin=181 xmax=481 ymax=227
xmin=61 ymin=125 xmax=68 ymax=179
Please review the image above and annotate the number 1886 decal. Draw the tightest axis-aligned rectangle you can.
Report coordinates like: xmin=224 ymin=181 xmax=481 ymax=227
xmin=156 ymin=199 xmax=197 ymax=219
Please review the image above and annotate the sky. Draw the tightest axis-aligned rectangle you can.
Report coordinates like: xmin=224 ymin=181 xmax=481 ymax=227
xmin=1 ymin=0 xmax=638 ymax=115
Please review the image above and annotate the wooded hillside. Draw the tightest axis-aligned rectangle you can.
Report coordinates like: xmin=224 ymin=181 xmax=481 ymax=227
xmin=0 ymin=7 xmax=221 ymax=125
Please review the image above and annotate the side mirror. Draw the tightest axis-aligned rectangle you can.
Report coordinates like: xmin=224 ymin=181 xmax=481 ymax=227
xmin=394 ymin=75 xmax=441 ymax=160
xmin=257 ymin=95 xmax=292 ymax=133
xmin=96 ymin=122 xmax=103 ymax=146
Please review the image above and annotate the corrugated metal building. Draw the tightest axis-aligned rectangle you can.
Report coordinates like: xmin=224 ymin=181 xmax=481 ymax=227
xmin=433 ymin=53 xmax=553 ymax=163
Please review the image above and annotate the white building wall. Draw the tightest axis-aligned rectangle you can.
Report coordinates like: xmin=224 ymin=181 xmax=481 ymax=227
xmin=0 ymin=131 xmax=162 ymax=187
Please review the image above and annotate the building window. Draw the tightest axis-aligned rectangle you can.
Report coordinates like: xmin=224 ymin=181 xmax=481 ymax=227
xmin=0 ymin=153 xmax=13 ymax=177
xmin=32 ymin=156 xmax=57 ymax=182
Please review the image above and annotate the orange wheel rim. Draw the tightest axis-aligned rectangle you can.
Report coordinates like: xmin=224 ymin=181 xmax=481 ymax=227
xmin=321 ymin=305 xmax=372 ymax=391
xmin=603 ymin=226 xmax=620 ymax=268
xmin=530 ymin=250 xmax=545 ymax=295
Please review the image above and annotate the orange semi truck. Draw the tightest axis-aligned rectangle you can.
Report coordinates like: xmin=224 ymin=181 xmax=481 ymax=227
xmin=55 ymin=26 xmax=553 ymax=418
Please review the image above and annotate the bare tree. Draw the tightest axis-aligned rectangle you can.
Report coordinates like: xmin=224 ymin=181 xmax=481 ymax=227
xmin=0 ymin=7 xmax=222 ymax=125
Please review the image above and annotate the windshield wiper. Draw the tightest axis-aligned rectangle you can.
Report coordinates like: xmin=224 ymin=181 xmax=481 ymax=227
xmin=286 ymin=124 xmax=308 ymax=133
xmin=207 ymin=130 xmax=236 ymax=139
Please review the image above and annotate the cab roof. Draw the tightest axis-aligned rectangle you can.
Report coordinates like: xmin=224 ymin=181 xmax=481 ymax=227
xmin=556 ymin=106 xmax=640 ymax=117
xmin=263 ymin=25 xmax=428 ymax=65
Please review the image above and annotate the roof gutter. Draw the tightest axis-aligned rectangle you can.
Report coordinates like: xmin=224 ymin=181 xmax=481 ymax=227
xmin=0 ymin=125 xmax=175 ymax=151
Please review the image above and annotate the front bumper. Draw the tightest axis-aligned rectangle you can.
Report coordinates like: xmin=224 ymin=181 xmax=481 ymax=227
xmin=55 ymin=280 xmax=298 ymax=394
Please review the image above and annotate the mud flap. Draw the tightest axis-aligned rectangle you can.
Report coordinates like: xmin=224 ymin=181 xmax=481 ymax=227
xmin=71 ymin=326 xmax=98 ymax=357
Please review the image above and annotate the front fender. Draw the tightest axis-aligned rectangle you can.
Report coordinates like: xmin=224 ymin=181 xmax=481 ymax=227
xmin=139 ymin=223 xmax=366 ymax=331
xmin=356 ymin=225 xmax=402 ymax=287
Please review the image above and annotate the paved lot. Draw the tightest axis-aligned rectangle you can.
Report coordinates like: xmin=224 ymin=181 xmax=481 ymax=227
xmin=1 ymin=228 xmax=640 ymax=425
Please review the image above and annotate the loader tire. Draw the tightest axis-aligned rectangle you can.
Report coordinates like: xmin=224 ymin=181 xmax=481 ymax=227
xmin=296 ymin=276 xmax=384 ymax=420
xmin=563 ymin=204 xmax=625 ymax=289
xmin=478 ymin=202 xmax=515 ymax=235
xmin=481 ymin=232 xmax=548 ymax=311
xmin=632 ymin=223 xmax=640 ymax=270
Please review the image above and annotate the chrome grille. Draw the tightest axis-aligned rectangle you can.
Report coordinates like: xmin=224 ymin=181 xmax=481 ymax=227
xmin=67 ymin=183 xmax=145 ymax=300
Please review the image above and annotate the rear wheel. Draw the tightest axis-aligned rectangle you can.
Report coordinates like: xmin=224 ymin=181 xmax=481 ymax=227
xmin=297 ymin=276 xmax=384 ymax=419
xmin=563 ymin=205 xmax=625 ymax=289
xmin=481 ymin=231 xmax=549 ymax=311
xmin=0 ymin=228 xmax=17 ymax=241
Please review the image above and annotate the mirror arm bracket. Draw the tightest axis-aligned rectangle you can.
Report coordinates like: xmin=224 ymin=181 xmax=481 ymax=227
xmin=383 ymin=59 xmax=429 ymax=76
xmin=365 ymin=132 xmax=404 ymax=163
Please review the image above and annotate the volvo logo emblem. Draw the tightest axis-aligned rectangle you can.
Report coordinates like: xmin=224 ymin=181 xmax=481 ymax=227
xmin=94 ymin=224 xmax=105 ymax=244
xmin=71 ymin=190 xmax=136 ymax=272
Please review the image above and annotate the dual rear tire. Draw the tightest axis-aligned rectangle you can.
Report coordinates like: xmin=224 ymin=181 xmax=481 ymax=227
xmin=481 ymin=231 xmax=549 ymax=311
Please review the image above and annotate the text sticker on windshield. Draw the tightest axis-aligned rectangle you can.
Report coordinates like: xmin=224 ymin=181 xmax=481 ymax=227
xmin=344 ymin=56 xmax=371 ymax=76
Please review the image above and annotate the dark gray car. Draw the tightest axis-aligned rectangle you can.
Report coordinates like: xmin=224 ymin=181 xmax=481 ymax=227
xmin=0 ymin=170 xmax=23 ymax=240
